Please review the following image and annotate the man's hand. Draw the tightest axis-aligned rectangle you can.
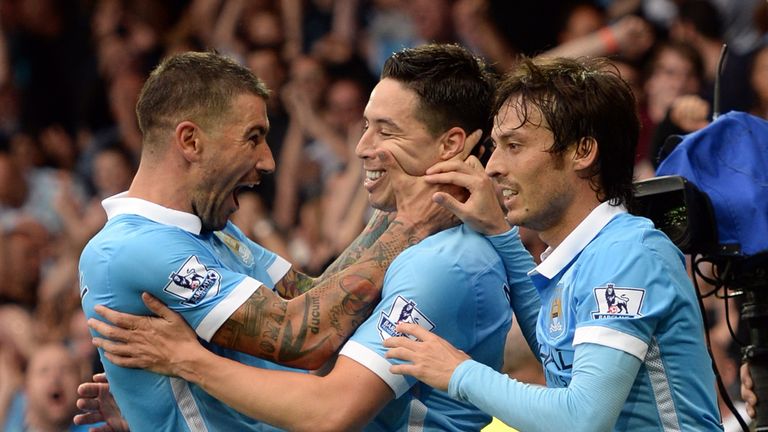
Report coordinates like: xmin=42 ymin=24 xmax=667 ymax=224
xmin=383 ymin=322 xmax=470 ymax=392
xmin=89 ymin=293 xmax=203 ymax=376
xmin=425 ymin=156 xmax=510 ymax=235
xmin=376 ymin=149 xmax=460 ymax=236
xmin=741 ymin=363 xmax=757 ymax=418
xmin=74 ymin=373 xmax=130 ymax=432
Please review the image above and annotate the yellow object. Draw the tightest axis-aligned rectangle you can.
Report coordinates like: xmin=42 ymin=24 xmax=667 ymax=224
xmin=482 ymin=417 xmax=518 ymax=432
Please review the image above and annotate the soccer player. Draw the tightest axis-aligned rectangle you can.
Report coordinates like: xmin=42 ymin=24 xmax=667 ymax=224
xmin=78 ymin=51 xmax=456 ymax=431
xmin=384 ymin=56 xmax=723 ymax=431
xmin=83 ymin=44 xmax=537 ymax=431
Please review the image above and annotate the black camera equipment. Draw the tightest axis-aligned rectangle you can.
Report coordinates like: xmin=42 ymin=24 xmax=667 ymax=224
xmin=633 ymin=45 xmax=767 ymax=431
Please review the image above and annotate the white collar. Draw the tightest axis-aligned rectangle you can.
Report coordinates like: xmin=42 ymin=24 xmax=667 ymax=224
xmin=102 ymin=192 xmax=202 ymax=235
xmin=530 ymin=201 xmax=626 ymax=280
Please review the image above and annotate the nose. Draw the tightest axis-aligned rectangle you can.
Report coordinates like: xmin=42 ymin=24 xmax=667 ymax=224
xmin=355 ymin=127 xmax=374 ymax=159
xmin=256 ymin=142 xmax=276 ymax=174
xmin=485 ymin=145 xmax=504 ymax=179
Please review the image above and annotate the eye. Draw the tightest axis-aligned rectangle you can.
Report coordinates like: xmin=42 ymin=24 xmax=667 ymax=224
xmin=248 ymin=133 xmax=265 ymax=146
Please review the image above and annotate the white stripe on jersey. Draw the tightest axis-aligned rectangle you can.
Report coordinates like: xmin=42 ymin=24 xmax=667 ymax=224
xmin=646 ymin=339 xmax=681 ymax=432
xmin=407 ymin=398 xmax=428 ymax=432
xmin=171 ymin=377 xmax=208 ymax=432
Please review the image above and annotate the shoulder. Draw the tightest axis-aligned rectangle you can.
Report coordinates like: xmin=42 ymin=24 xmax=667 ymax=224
xmin=574 ymin=214 xmax=688 ymax=289
xmin=82 ymin=218 xmax=213 ymax=275
xmin=393 ymin=226 xmax=501 ymax=276
xmin=585 ymin=213 xmax=681 ymax=261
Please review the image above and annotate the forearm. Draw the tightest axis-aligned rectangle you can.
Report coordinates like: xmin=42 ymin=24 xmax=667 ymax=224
xmin=274 ymin=210 xmax=391 ymax=298
xmin=449 ymin=344 xmax=639 ymax=432
xmin=176 ymin=346 xmax=328 ymax=431
xmin=320 ymin=209 xmax=391 ymax=276
xmin=217 ymin=216 xmax=422 ymax=369
xmin=487 ymin=227 xmax=540 ymax=353
xmin=278 ymin=217 xmax=421 ymax=368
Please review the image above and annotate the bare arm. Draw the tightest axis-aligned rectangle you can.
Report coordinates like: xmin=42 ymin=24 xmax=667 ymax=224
xmin=542 ymin=15 xmax=654 ymax=61
xmin=210 ymin=213 xmax=415 ymax=369
xmin=91 ymin=296 xmax=394 ymax=432
xmin=175 ymin=351 xmax=391 ymax=431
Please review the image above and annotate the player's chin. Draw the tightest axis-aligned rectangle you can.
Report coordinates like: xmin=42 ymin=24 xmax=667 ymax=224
xmin=368 ymin=192 xmax=396 ymax=213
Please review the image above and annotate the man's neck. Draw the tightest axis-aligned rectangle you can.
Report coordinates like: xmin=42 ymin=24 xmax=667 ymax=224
xmin=538 ymin=195 xmax=602 ymax=250
xmin=127 ymin=161 xmax=192 ymax=213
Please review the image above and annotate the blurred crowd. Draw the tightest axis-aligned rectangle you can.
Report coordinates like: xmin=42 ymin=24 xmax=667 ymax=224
xmin=0 ymin=0 xmax=765 ymax=430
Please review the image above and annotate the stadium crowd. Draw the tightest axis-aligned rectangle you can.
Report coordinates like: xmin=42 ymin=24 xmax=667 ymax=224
xmin=0 ymin=0 xmax=765 ymax=430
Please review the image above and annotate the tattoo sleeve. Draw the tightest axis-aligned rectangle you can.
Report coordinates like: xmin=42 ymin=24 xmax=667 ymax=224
xmin=213 ymin=214 xmax=425 ymax=369
xmin=272 ymin=210 xmax=392 ymax=300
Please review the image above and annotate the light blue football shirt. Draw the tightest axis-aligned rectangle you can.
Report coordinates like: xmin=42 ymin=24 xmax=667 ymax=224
xmin=529 ymin=202 xmax=720 ymax=429
xmin=339 ymin=224 xmax=516 ymax=431
xmin=79 ymin=193 xmax=292 ymax=432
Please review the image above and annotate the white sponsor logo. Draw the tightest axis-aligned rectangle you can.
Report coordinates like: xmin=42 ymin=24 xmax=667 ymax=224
xmin=592 ymin=283 xmax=644 ymax=319
xmin=378 ymin=295 xmax=435 ymax=340
xmin=164 ymin=256 xmax=221 ymax=305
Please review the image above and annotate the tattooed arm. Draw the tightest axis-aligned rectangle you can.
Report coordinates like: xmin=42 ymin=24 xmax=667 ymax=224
xmin=272 ymin=210 xmax=393 ymax=300
xmin=212 ymin=215 xmax=421 ymax=369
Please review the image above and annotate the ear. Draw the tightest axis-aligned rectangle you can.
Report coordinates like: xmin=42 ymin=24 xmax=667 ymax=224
xmin=440 ymin=127 xmax=482 ymax=161
xmin=174 ymin=121 xmax=203 ymax=163
xmin=572 ymin=136 xmax=599 ymax=176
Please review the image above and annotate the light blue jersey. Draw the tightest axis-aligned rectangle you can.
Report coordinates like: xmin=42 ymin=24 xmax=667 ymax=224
xmin=79 ymin=193 xmax=292 ymax=432
xmin=449 ymin=202 xmax=721 ymax=431
xmin=339 ymin=224 xmax=515 ymax=431
xmin=530 ymin=203 xmax=720 ymax=429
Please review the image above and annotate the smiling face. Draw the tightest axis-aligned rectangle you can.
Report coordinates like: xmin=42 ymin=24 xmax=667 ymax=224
xmin=355 ymin=78 xmax=442 ymax=211
xmin=192 ymin=93 xmax=275 ymax=231
xmin=486 ymin=97 xmax=576 ymax=234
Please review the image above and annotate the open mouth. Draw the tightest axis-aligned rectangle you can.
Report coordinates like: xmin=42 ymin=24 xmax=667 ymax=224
xmin=233 ymin=183 xmax=258 ymax=207
xmin=501 ymin=189 xmax=518 ymax=198
xmin=364 ymin=170 xmax=385 ymax=190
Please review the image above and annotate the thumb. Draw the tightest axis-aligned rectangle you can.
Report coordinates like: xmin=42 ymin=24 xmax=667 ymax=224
xmin=141 ymin=292 xmax=173 ymax=320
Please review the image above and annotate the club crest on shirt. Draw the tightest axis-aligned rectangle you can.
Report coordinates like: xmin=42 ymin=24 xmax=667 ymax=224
xmin=592 ymin=283 xmax=645 ymax=319
xmin=164 ymin=255 xmax=221 ymax=305
xmin=378 ymin=295 xmax=434 ymax=341
xmin=548 ymin=284 xmax=565 ymax=339
xmin=214 ymin=231 xmax=254 ymax=266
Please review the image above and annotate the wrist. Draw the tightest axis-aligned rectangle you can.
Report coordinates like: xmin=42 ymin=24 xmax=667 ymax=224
xmin=171 ymin=344 xmax=209 ymax=383
xmin=483 ymin=218 xmax=513 ymax=236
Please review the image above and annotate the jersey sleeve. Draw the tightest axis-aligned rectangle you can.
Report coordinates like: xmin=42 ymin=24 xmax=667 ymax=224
xmin=570 ymin=236 xmax=684 ymax=360
xmin=107 ymin=231 xmax=265 ymax=342
xmin=486 ymin=226 xmax=540 ymax=354
xmin=448 ymin=343 xmax=641 ymax=432
xmin=339 ymin=252 xmax=478 ymax=398
xmin=220 ymin=222 xmax=291 ymax=289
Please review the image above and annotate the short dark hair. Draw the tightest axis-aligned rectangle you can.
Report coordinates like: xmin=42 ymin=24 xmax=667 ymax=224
xmin=381 ymin=44 xmax=495 ymax=148
xmin=136 ymin=51 xmax=270 ymax=148
xmin=493 ymin=56 xmax=639 ymax=208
